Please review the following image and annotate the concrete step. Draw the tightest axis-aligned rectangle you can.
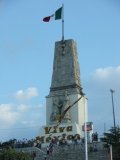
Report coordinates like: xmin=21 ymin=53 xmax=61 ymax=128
xmin=45 ymin=142 xmax=110 ymax=160
xmin=16 ymin=142 xmax=110 ymax=160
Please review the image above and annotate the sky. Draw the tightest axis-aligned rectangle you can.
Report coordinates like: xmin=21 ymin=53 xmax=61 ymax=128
xmin=0 ymin=0 xmax=120 ymax=141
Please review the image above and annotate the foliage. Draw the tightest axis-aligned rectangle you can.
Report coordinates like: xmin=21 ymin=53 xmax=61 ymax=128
xmin=101 ymin=126 xmax=120 ymax=159
xmin=0 ymin=147 xmax=32 ymax=160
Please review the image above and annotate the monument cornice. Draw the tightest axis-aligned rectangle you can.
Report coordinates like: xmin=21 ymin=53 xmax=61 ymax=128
xmin=50 ymin=84 xmax=82 ymax=92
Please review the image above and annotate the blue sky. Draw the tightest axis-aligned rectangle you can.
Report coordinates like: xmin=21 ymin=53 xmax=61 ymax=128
xmin=0 ymin=0 xmax=120 ymax=141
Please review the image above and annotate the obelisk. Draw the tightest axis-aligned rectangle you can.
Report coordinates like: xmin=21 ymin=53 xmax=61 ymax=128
xmin=46 ymin=39 xmax=88 ymax=136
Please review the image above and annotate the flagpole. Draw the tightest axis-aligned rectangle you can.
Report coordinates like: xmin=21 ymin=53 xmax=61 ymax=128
xmin=62 ymin=4 xmax=64 ymax=41
xmin=84 ymin=96 xmax=88 ymax=160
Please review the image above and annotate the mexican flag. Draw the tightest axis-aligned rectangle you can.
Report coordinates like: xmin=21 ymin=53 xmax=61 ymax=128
xmin=43 ymin=7 xmax=63 ymax=22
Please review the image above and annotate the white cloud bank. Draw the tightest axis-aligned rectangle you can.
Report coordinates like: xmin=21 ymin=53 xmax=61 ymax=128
xmin=14 ymin=87 xmax=39 ymax=101
xmin=17 ymin=104 xmax=30 ymax=112
xmin=87 ymin=66 xmax=120 ymax=133
xmin=0 ymin=87 xmax=46 ymax=141
xmin=0 ymin=103 xmax=45 ymax=127
xmin=0 ymin=103 xmax=45 ymax=140
xmin=93 ymin=66 xmax=120 ymax=80
xmin=0 ymin=104 xmax=19 ymax=126
xmin=92 ymin=66 xmax=120 ymax=89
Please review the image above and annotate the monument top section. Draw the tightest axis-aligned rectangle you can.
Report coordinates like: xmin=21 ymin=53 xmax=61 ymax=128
xmin=49 ymin=39 xmax=83 ymax=96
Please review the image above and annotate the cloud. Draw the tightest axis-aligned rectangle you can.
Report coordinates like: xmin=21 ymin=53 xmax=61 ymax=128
xmin=14 ymin=87 xmax=39 ymax=101
xmin=0 ymin=102 xmax=46 ymax=140
xmin=20 ymin=120 xmax=38 ymax=126
xmin=85 ymin=66 xmax=120 ymax=133
xmin=92 ymin=66 xmax=120 ymax=89
xmin=17 ymin=104 xmax=44 ymax=112
xmin=0 ymin=104 xmax=19 ymax=126
xmin=17 ymin=104 xmax=30 ymax=112
xmin=93 ymin=66 xmax=120 ymax=80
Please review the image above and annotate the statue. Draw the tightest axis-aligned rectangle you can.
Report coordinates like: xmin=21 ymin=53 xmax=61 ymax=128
xmin=62 ymin=91 xmax=71 ymax=123
xmin=50 ymin=91 xmax=71 ymax=124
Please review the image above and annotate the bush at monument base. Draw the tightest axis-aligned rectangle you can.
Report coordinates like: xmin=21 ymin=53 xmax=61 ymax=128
xmin=0 ymin=147 xmax=32 ymax=160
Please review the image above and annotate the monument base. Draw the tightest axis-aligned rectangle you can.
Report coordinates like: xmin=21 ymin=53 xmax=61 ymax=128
xmin=37 ymin=122 xmax=84 ymax=148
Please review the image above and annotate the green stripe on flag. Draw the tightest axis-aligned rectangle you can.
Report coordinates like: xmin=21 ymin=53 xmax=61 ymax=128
xmin=55 ymin=7 xmax=62 ymax=20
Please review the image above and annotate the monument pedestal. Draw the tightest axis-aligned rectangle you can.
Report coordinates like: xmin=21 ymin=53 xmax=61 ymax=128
xmin=38 ymin=122 xmax=83 ymax=148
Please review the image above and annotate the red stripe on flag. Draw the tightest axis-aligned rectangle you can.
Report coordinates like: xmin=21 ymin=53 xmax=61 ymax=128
xmin=43 ymin=16 xmax=51 ymax=22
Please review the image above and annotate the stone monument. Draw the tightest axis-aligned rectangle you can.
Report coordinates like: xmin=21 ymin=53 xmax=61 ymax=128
xmin=37 ymin=39 xmax=88 ymax=147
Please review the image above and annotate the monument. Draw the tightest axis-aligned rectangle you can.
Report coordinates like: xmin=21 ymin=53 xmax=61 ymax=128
xmin=37 ymin=39 xmax=91 ymax=147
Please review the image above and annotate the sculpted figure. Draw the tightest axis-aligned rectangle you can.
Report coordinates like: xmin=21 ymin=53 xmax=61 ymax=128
xmin=50 ymin=91 xmax=71 ymax=124
xmin=62 ymin=91 xmax=71 ymax=123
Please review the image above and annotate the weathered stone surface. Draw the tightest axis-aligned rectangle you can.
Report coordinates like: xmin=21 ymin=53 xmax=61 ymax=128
xmin=49 ymin=39 xmax=83 ymax=96
xmin=40 ymin=39 xmax=88 ymax=147
xmin=47 ymin=142 xmax=110 ymax=160
xmin=45 ymin=39 xmax=87 ymax=134
xmin=17 ymin=142 xmax=110 ymax=160
xmin=19 ymin=142 xmax=110 ymax=160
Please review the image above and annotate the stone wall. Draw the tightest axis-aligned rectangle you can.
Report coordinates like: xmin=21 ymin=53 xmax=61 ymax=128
xmin=46 ymin=142 xmax=110 ymax=160
xmin=17 ymin=142 xmax=110 ymax=160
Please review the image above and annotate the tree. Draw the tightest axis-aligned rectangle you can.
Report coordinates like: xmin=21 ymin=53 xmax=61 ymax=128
xmin=0 ymin=147 xmax=32 ymax=160
xmin=101 ymin=126 xmax=120 ymax=160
